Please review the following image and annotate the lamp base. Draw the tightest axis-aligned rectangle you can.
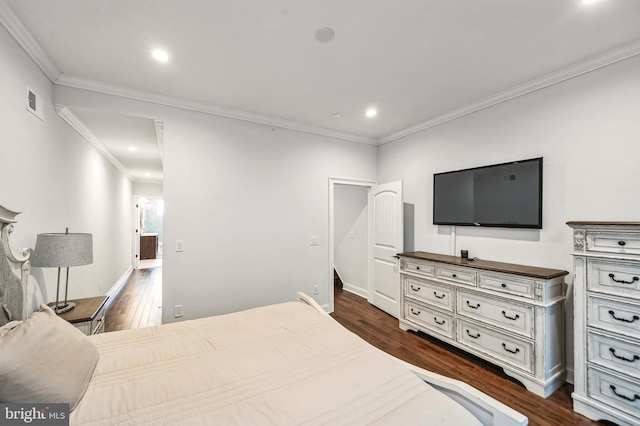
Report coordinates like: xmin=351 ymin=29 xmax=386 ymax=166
xmin=53 ymin=302 xmax=76 ymax=315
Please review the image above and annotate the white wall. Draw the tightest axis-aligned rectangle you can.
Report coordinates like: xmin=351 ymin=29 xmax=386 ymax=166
xmin=379 ymin=54 xmax=640 ymax=270
xmin=0 ymin=25 xmax=133 ymax=302
xmin=378 ymin=54 xmax=640 ymax=377
xmin=334 ymin=184 xmax=369 ymax=296
xmin=162 ymin=112 xmax=377 ymax=321
xmin=53 ymin=85 xmax=378 ymax=321
xmin=133 ymin=182 xmax=163 ymax=197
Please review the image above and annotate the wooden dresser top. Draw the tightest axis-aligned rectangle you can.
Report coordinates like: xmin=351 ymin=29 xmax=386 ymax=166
xmin=398 ymin=251 xmax=568 ymax=279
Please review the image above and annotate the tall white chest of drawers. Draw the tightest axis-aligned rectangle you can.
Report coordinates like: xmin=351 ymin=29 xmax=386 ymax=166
xmin=398 ymin=251 xmax=568 ymax=398
xmin=568 ymin=222 xmax=640 ymax=426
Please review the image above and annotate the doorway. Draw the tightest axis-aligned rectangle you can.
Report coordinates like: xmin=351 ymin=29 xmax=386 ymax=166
xmin=329 ymin=178 xmax=405 ymax=317
xmin=328 ymin=178 xmax=375 ymax=313
xmin=134 ymin=196 xmax=164 ymax=269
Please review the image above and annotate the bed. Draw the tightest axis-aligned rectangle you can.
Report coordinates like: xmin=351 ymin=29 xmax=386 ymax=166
xmin=0 ymin=205 xmax=527 ymax=425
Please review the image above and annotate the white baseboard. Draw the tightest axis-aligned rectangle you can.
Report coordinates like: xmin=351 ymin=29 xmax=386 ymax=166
xmin=343 ymin=283 xmax=368 ymax=299
xmin=106 ymin=266 xmax=133 ymax=300
xmin=565 ymin=367 xmax=574 ymax=385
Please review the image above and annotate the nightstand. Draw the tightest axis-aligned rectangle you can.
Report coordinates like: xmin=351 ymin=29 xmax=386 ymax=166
xmin=49 ymin=296 xmax=108 ymax=335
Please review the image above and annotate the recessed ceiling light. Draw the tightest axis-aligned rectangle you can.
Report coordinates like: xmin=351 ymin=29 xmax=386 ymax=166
xmin=365 ymin=108 xmax=377 ymax=118
xmin=128 ymin=146 xmax=138 ymax=152
xmin=582 ymin=0 xmax=601 ymax=4
xmin=145 ymin=173 xmax=151 ymax=178
xmin=315 ymin=28 xmax=335 ymax=43
xmin=331 ymin=112 xmax=341 ymax=119
xmin=152 ymin=48 xmax=169 ymax=63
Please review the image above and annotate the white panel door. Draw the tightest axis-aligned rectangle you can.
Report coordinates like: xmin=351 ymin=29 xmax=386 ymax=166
xmin=368 ymin=181 xmax=403 ymax=318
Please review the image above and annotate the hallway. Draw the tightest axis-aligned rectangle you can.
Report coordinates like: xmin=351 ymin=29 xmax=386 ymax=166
xmin=105 ymin=267 xmax=162 ymax=332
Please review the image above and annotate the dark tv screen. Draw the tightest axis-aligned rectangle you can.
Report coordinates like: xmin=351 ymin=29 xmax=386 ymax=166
xmin=433 ymin=158 xmax=543 ymax=229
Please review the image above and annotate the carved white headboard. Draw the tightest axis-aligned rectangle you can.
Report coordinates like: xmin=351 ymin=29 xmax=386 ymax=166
xmin=0 ymin=204 xmax=32 ymax=325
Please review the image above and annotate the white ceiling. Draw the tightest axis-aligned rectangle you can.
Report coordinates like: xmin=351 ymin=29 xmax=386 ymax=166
xmin=68 ymin=107 xmax=163 ymax=183
xmin=3 ymin=0 xmax=640 ymax=178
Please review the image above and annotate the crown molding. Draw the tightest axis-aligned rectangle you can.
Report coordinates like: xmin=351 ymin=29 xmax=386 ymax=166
xmin=4 ymin=0 xmax=639 ymax=147
xmin=379 ymin=38 xmax=640 ymax=144
xmin=55 ymin=74 xmax=378 ymax=145
xmin=55 ymin=105 xmax=133 ymax=180
xmin=0 ymin=0 xmax=61 ymax=82
xmin=154 ymin=120 xmax=165 ymax=166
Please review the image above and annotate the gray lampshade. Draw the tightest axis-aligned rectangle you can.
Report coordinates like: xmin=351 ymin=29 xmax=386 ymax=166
xmin=31 ymin=233 xmax=93 ymax=267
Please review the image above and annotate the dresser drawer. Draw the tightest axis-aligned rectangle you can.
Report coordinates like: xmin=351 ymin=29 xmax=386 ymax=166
xmin=588 ymin=331 xmax=640 ymax=380
xmin=478 ymin=272 xmax=534 ymax=300
xmin=587 ymin=232 xmax=640 ymax=256
xmin=457 ymin=291 xmax=534 ymax=338
xmin=588 ymin=259 xmax=640 ymax=301
xmin=405 ymin=277 xmax=453 ymax=311
xmin=404 ymin=300 xmax=454 ymax=339
xmin=436 ymin=265 xmax=476 ymax=287
xmin=402 ymin=258 xmax=436 ymax=277
xmin=457 ymin=319 xmax=534 ymax=374
xmin=91 ymin=305 xmax=106 ymax=334
xmin=587 ymin=367 xmax=640 ymax=420
xmin=588 ymin=296 xmax=640 ymax=339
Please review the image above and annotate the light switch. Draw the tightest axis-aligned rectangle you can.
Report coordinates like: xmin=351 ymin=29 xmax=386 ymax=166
xmin=176 ymin=240 xmax=184 ymax=252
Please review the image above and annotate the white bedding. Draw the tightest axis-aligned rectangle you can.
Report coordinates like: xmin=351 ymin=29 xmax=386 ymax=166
xmin=72 ymin=301 xmax=481 ymax=425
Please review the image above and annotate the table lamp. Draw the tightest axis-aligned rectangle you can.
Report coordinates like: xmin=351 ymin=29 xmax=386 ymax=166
xmin=31 ymin=228 xmax=93 ymax=314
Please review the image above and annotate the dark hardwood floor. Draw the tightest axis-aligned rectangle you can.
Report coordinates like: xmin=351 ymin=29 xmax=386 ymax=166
xmin=330 ymin=289 xmax=601 ymax=426
xmin=104 ymin=271 xmax=600 ymax=425
xmin=105 ymin=266 xmax=162 ymax=332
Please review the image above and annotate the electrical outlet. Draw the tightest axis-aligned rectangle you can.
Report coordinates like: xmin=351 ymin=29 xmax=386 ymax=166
xmin=98 ymin=280 xmax=102 ymax=291
xmin=310 ymin=236 xmax=319 ymax=246
xmin=176 ymin=240 xmax=184 ymax=252
xmin=313 ymin=285 xmax=319 ymax=295
xmin=349 ymin=231 xmax=355 ymax=239
xmin=174 ymin=305 xmax=183 ymax=318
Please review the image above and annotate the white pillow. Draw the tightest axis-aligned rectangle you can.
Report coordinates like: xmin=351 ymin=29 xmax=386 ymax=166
xmin=0 ymin=304 xmax=99 ymax=410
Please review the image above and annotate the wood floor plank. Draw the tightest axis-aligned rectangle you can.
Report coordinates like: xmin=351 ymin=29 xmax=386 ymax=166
xmin=105 ymin=267 xmax=162 ymax=332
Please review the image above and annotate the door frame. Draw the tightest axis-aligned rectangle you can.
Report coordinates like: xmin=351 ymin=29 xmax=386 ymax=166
xmin=132 ymin=195 xmax=164 ymax=268
xmin=132 ymin=196 xmax=141 ymax=269
xmin=328 ymin=178 xmax=376 ymax=313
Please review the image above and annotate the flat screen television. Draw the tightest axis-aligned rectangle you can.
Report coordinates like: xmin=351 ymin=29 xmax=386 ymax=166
xmin=433 ymin=157 xmax=543 ymax=229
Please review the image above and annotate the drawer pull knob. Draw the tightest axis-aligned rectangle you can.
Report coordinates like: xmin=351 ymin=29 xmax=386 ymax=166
xmin=416 ymin=266 xmax=420 ymax=270
xmin=466 ymin=300 xmax=481 ymax=309
xmin=618 ymin=241 xmax=627 ymax=246
xmin=502 ymin=343 xmax=520 ymax=354
xmin=433 ymin=291 xmax=445 ymax=299
xmin=410 ymin=308 xmax=421 ymax=315
xmin=434 ymin=317 xmax=446 ymax=325
xmin=608 ymin=310 xmax=640 ymax=323
xmin=608 ymin=273 xmax=639 ymax=285
xmin=466 ymin=329 xmax=480 ymax=339
xmin=502 ymin=311 xmax=520 ymax=321
xmin=452 ymin=273 xmax=457 ymax=278
xmin=410 ymin=284 xmax=421 ymax=292
xmin=609 ymin=385 xmax=640 ymax=402
xmin=501 ymin=283 xmax=507 ymax=288
xmin=609 ymin=347 xmax=640 ymax=363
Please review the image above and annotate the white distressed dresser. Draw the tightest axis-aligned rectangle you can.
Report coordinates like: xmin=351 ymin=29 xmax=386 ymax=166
xmin=397 ymin=251 xmax=568 ymax=398
xmin=567 ymin=222 xmax=640 ymax=426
